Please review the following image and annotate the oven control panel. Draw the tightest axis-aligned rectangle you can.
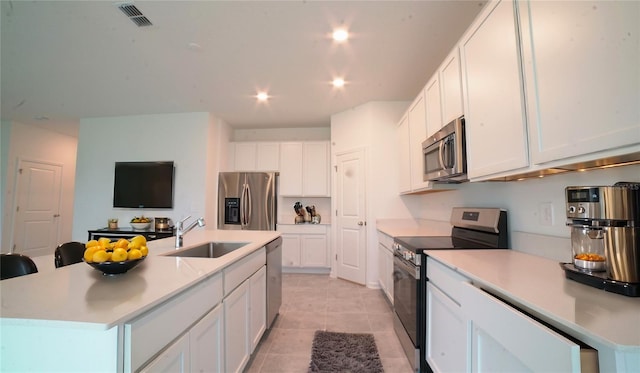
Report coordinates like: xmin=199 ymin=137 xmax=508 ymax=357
xmin=393 ymin=242 xmax=421 ymax=266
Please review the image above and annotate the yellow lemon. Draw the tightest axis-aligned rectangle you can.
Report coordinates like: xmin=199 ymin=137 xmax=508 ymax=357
xmin=84 ymin=246 xmax=100 ymax=262
xmin=115 ymin=238 xmax=129 ymax=249
xmin=140 ymin=246 xmax=149 ymax=257
xmin=86 ymin=240 xmax=100 ymax=248
xmin=92 ymin=250 xmax=110 ymax=263
xmin=98 ymin=237 xmax=111 ymax=248
xmin=127 ymin=249 xmax=142 ymax=260
xmin=131 ymin=235 xmax=147 ymax=245
xmin=111 ymin=248 xmax=128 ymax=262
xmin=128 ymin=240 xmax=142 ymax=251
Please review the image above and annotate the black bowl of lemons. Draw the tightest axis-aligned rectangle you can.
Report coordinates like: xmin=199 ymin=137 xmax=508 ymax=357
xmin=83 ymin=236 xmax=149 ymax=275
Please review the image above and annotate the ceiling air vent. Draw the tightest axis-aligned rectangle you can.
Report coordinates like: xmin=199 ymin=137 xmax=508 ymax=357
xmin=117 ymin=3 xmax=153 ymax=27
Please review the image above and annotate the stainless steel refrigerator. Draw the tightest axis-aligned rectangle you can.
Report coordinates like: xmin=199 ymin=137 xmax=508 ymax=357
xmin=218 ymin=172 xmax=278 ymax=231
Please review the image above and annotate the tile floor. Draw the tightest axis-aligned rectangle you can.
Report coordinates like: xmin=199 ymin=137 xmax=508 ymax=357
xmin=244 ymin=273 xmax=413 ymax=373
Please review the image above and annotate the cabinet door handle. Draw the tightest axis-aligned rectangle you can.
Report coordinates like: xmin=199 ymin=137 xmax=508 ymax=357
xmin=53 ymin=214 xmax=60 ymax=218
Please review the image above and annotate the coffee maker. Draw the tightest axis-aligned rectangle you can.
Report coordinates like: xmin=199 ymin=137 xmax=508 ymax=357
xmin=562 ymin=182 xmax=640 ymax=296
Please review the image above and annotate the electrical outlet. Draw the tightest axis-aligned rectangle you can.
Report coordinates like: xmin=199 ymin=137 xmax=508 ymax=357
xmin=539 ymin=203 xmax=554 ymax=226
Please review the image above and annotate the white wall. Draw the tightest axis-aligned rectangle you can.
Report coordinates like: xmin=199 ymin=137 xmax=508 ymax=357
xmin=410 ymin=164 xmax=640 ymax=241
xmin=0 ymin=121 xmax=7 ymax=246
xmin=331 ymin=101 xmax=410 ymax=287
xmin=233 ymin=127 xmax=330 ymax=141
xmin=1 ymin=121 xmax=78 ymax=253
xmin=204 ymin=114 xmax=232 ymax=228
xmin=72 ymin=112 xmax=221 ymax=241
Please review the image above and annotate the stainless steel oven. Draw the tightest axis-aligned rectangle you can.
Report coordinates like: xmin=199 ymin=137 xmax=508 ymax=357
xmin=422 ymin=116 xmax=466 ymax=182
xmin=393 ymin=249 xmax=421 ymax=372
xmin=392 ymin=208 xmax=508 ymax=373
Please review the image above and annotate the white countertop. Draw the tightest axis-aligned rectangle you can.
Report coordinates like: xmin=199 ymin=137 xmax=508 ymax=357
xmin=426 ymin=250 xmax=640 ymax=349
xmin=376 ymin=218 xmax=452 ymax=237
xmin=0 ymin=229 xmax=280 ymax=330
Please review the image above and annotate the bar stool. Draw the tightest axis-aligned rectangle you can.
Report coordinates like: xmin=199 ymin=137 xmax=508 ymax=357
xmin=0 ymin=253 xmax=38 ymax=280
xmin=54 ymin=241 xmax=86 ymax=268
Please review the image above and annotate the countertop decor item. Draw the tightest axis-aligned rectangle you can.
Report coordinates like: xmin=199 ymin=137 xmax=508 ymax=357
xmin=130 ymin=222 xmax=151 ymax=230
xmin=83 ymin=257 xmax=145 ymax=275
xmin=108 ymin=219 xmax=118 ymax=229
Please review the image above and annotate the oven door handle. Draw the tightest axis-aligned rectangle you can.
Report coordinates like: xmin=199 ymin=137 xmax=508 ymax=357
xmin=393 ymin=255 xmax=419 ymax=279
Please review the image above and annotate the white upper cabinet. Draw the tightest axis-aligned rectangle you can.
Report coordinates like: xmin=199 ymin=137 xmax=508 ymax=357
xmin=460 ymin=0 xmax=529 ymax=180
xmin=279 ymin=142 xmax=304 ymax=196
xmin=408 ymin=92 xmax=430 ymax=191
xmin=397 ymin=92 xmax=458 ymax=194
xmin=425 ymin=46 xmax=463 ymax=138
xmin=425 ymin=75 xmax=443 ymax=137
xmin=518 ymin=0 xmax=640 ymax=164
xmin=440 ymin=47 xmax=464 ymax=125
xmin=232 ymin=143 xmax=258 ymax=171
xmin=231 ymin=142 xmax=280 ymax=171
xmin=396 ymin=114 xmax=412 ymax=194
xmin=256 ymin=142 xmax=281 ymax=171
xmin=302 ymin=142 xmax=330 ymax=196
xmin=279 ymin=141 xmax=330 ymax=197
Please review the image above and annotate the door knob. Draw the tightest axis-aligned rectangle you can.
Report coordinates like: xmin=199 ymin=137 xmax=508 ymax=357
xmin=357 ymin=221 xmax=365 ymax=226
xmin=53 ymin=214 xmax=60 ymax=218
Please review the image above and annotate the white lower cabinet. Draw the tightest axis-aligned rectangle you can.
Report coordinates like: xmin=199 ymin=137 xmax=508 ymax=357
xmin=224 ymin=279 xmax=250 ymax=373
xmin=127 ymin=248 xmax=266 ymax=373
xmin=377 ymin=231 xmax=394 ymax=304
xmin=190 ymin=303 xmax=225 ymax=373
xmin=223 ymin=248 xmax=267 ymax=373
xmin=125 ymin=273 xmax=223 ymax=373
xmin=141 ymin=303 xmax=224 ymax=373
xmin=461 ymin=282 xmax=585 ymax=372
xmin=279 ymin=224 xmax=329 ymax=270
xmin=141 ymin=332 xmax=190 ymax=373
xmin=249 ymin=266 xmax=267 ymax=352
xmin=426 ymin=283 xmax=467 ymax=373
xmin=426 ymin=258 xmax=597 ymax=373
xmin=223 ymin=265 xmax=265 ymax=373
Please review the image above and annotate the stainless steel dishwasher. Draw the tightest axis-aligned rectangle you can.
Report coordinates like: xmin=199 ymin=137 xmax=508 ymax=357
xmin=265 ymin=237 xmax=282 ymax=328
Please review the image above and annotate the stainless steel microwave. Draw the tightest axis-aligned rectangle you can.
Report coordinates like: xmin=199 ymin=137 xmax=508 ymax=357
xmin=422 ymin=116 xmax=467 ymax=182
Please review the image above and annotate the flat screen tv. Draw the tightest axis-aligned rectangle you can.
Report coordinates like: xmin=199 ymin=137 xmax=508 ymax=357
xmin=113 ymin=161 xmax=174 ymax=208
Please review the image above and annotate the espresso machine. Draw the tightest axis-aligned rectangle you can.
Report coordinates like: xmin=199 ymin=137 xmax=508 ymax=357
xmin=562 ymin=182 xmax=640 ymax=296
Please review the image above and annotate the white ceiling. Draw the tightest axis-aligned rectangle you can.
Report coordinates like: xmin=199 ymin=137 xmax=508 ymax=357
xmin=1 ymin=1 xmax=486 ymax=136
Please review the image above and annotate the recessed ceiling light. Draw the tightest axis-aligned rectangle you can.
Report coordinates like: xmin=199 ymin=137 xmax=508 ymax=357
xmin=256 ymin=92 xmax=269 ymax=101
xmin=332 ymin=28 xmax=349 ymax=42
xmin=332 ymin=78 xmax=345 ymax=88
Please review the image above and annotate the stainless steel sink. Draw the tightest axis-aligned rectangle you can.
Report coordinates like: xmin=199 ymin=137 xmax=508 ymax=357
xmin=164 ymin=242 xmax=249 ymax=258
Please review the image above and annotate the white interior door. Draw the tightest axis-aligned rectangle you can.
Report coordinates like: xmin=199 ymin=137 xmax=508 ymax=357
xmin=11 ymin=160 xmax=62 ymax=257
xmin=335 ymin=149 xmax=366 ymax=285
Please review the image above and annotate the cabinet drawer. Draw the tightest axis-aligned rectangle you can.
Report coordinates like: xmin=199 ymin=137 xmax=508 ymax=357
xmin=125 ymin=273 xmax=223 ymax=372
xmin=461 ymin=282 xmax=596 ymax=372
xmin=224 ymin=247 xmax=266 ymax=295
xmin=377 ymin=231 xmax=393 ymax=249
xmin=426 ymin=258 xmax=469 ymax=304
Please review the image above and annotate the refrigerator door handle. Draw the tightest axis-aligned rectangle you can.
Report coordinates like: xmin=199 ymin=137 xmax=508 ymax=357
xmin=241 ymin=182 xmax=252 ymax=228
xmin=245 ymin=183 xmax=252 ymax=226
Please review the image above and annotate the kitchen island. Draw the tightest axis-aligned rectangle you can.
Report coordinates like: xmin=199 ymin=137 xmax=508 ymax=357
xmin=0 ymin=229 xmax=280 ymax=372
xmin=425 ymin=250 xmax=640 ymax=372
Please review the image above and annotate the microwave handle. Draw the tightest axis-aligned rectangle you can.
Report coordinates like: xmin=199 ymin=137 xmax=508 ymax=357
xmin=444 ymin=137 xmax=455 ymax=169
xmin=438 ymin=140 xmax=447 ymax=171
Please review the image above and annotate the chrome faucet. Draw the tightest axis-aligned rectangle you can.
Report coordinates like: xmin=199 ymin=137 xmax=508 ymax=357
xmin=175 ymin=215 xmax=206 ymax=248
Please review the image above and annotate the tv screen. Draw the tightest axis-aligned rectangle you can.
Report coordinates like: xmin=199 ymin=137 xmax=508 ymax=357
xmin=113 ymin=161 xmax=174 ymax=208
